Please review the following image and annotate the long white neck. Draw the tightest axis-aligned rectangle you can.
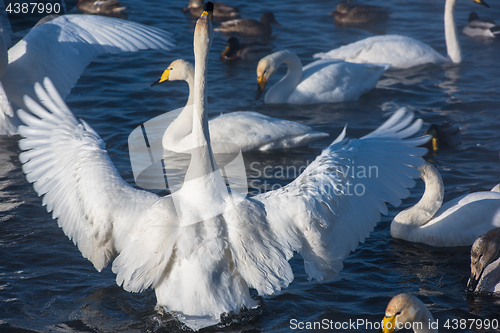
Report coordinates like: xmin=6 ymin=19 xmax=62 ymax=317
xmin=414 ymin=308 xmax=438 ymax=333
xmin=186 ymin=17 xmax=216 ymax=179
xmin=391 ymin=162 xmax=444 ymax=236
xmin=444 ymin=0 xmax=461 ymax=63
xmin=265 ymin=50 xmax=303 ymax=104
xmin=162 ymin=66 xmax=195 ymax=151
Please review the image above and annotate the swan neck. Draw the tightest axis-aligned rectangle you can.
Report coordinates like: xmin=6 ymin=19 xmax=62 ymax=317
xmin=266 ymin=50 xmax=303 ymax=103
xmin=444 ymin=0 xmax=461 ymax=63
xmin=414 ymin=309 xmax=438 ymax=333
xmin=185 ymin=70 xmax=195 ymax=107
xmin=392 ymin=163 xmax=444 ymax=229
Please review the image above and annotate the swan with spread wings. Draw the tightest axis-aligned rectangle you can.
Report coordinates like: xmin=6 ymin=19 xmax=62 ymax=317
xmin=18 ymin=3 xmax=427 ymax=329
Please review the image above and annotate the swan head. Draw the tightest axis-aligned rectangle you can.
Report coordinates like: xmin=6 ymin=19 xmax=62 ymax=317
xmin=151 ymin=59 xmax=194 ymax=86
xmin=467 ymin=228 xmax=500 ymax=292
xmin=220 ymin=37 xmax=240 ymax=59
xmin=194 ymin=2 xmax=214 ymax=51
xmin=472 ymin=0 xmax=489 ymax=8
xmin=381 ymin=294 xmax=431 ymax=333
xmin=255 ymin=52 xmax=280 ymax=100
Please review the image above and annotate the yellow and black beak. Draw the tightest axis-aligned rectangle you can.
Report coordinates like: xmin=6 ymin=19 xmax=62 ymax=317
xmin=467 ymin=262 xmax=484 ymax=292
xmin=151 ymin=68 xmax=171 ymax=87
xmin=473 ymin=0 xmax=489 ymax=7
xmin=255 ymin=75 xmax=267 ymax=100
xmin=201 ymin=1 xmax=214 ymax=22
xmin=381 ymin=315 xmax=396 ymax=333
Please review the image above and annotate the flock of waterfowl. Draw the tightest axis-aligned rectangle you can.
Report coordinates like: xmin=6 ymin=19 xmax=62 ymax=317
xmin=1 ymin=0 xmax=499 ymax=331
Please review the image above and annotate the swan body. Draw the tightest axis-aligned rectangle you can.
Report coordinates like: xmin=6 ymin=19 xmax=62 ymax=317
xmin=18 ymin=3 xmax=428 ymax=329
xmin=382 ymin=294 xmax=437 ymax=333
xmin=153 ymin=59 xmax=328 ymax=153
xmin=255 ymin=50 xmax=389 ymax=104
xmin=0 ymin=14 xmax=174 ymax=135
xmin=314 ymin=0 xmax=489 ymax=69
xmin=391 ymin=162 xmax=500 ymax=247
xmin=220 ymin=37 xmax=274 ymax=62
xmin=332 ymin=1 xmax=389 ymax=28
xmin=463 ymin=12 xmax=500 ymax=38
xmin=214 ymin=12 xmax=279 ymax=36
xmin=467 ymin=228 xmax=500 ymax=293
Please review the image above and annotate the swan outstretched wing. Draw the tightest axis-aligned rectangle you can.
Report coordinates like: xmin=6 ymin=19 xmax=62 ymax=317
xmin=17 ymin=78 xmax=166 ymax=280
xmin=254 ymin=108 xmax=428 ymax=281
xmin=3 ymin=14 xmax=174 ymax=110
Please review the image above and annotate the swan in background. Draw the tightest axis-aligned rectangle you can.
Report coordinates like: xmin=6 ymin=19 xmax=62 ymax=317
xmin=215 ymin=12 xmax=280 ymax=36
xmin=331 ymin=1 xmax=389 ymax=28
xmin=183 ymin=0 xmax=240 ymax=20
xmin=467 ymin=228 xmax=500 ymax=293
xmin=391 ymin=161 xmax=500 ymax=247
xmin=220 ymin=37 xmax=274 ymax=62
xmin=0 ymin=14 xmax=174 ymax=135
xmin=381 ymin=294 xmax=437 ymax=333
xmin=151 ymin=59 xmax=327 ymax=153
xmin=463 ymin=12 xmax=500 ymax=38
xmin=255 ymin=50 xmax=389 ymax=104
xmin=18 ymin=3 xmax=428 ymax=329
xmin=313 ymin=0 xmax=489 ymax=69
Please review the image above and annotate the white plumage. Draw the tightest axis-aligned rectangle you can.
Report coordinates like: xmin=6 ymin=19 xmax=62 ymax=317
xmin=313 ymin=0 xmax=489 ymax=69
xmin=0 ymin=14 xmax=174 ymax=135
xmin=255 ymin=50 xmax=388 ymax=105
xmin=391 ymin=162 xmax=500 ymax=247
xmin=18 ymin=9 xmax=427 ymax=330
xmin=155 ymin=59 xmax=328 ymax=153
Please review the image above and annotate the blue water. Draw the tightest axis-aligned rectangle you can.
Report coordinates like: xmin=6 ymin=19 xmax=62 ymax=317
xmin=1 ymin=0 xmax=500 ymax=332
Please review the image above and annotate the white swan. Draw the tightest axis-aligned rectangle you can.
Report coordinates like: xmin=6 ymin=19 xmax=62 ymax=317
xmin=0 ymin=14 xmax=174 ymax=135
xmin=391 ymin=161 xmax=500 ymax=247
xmin=467 ymin=228 xmax=500 ymax=293
xmin=382 ymin=294 xmax=437 ymax=333
xmin=255 ymin=50 xmax=389 ymax=105
xmin=313 ymin=0 xmax=490 ymax=69
xmin=18 ymin=3 xmax=428 ymax=330
xmin=152 ymin=59 xmax=328 ymax=153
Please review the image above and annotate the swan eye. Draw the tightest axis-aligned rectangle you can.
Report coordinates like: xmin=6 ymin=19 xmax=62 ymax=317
xmin=395 ymin=311 xmax=402 ymax=316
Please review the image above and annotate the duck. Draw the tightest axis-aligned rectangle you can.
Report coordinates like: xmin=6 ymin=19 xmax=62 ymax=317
xmin=0 ymin=14 xmax=174 ymax=135
xmin=391 ymin=161 xmax=500 ymax=247
xmin=17 ymin=2 xmax=428 ymax=329
xmin=183 ymin=0 xmax=240 ymax=21
xmin=76 ymin=0 xmax=127 ymax=19
xmin=381 ymin=294 xmax=438 ymax=333
xmin=214 ymin=12 xmax=279 ymax=36
xmin=220 ymin=37 xmax=274 ymax=62
xmin=313 ymin=0 xmax=489 ymax=69
xmin=422 ymin=122 xmax=461 ymax=152
xmin=151 ymin=59 xmax=328 ymax=153
xmin=467 ymin=228 xmax=500 ymax=293
xmin=463 ymin=12 xmax=500 ymax=38
xmin=255 ymin=50 xmax=389 ymax=104
xmin=331 ymin=1 xmax=389 ymax=28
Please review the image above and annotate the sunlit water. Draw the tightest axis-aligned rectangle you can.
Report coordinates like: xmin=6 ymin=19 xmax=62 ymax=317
xmin=1 ymin=0 xmax=500 ymax=332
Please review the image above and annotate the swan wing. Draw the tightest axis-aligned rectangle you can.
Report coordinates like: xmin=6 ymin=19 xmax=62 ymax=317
xmin=312 ymin=35 xmax=447 ymax=69
xmin=254 ymin=108 xmax=428 ymax=281
xmin=3 ymin=14 xmax=174 ymax=111
xmin=288 ymin=59 xmax=388 ymax=104
xmin=17 ymin=78 xmax=179 ymax=294
xmin=0 ymin=80 xmax=17 ymax=134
